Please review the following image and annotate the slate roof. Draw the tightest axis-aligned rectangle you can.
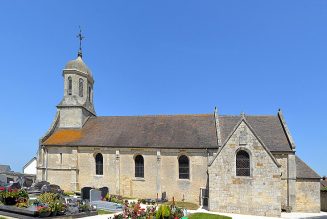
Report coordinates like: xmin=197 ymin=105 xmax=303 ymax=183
xmin=0 ymin=165 xmax=11 ymax=173
xmin=44 ymin=114 xmax=218 ymax=148
xmin=43 ymin=114 xmax=293 ymax=152
xmin=219 ymin=115 xmax=293 ymax=152
xmin=295 ymin=156 xmax=320 ymax=179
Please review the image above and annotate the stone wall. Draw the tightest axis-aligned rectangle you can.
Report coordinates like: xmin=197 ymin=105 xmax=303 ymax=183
xmin=208 ymin=121 xmax=281 ymax=217
xmin=39 ymin=146 xmax=209 ymax=204
xmin=274 ymin=154 xmax=288 ymax=208
xmin=294 ymin=179 xmax=320 ymax=212
xmin=321 ymin=191 xmax=327 ymax=212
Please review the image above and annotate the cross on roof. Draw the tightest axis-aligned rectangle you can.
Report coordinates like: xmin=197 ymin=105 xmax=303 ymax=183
xmin=77 ymin=26 xmax=85 ymax=57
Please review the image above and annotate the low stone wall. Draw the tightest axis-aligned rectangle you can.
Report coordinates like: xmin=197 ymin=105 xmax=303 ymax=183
xmin=322 ymin=190 xmax=327 ymax=212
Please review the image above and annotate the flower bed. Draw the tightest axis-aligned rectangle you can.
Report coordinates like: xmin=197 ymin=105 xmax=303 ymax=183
xmin=113 ymin=201 xmax=186 ymax=219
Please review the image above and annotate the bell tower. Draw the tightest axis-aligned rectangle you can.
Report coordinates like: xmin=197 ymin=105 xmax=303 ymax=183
xmin=57 ymin=29 xmax=96 ymax=128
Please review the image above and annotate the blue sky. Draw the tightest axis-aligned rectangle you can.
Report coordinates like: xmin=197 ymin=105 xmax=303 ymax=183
xmin=0 ymin=1 xmax=326 ymax=176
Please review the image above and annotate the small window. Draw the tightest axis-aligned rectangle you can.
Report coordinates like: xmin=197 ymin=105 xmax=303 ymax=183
xmin=79 ymin=78 xmax=84 ymax=97
xmin=236 ymin=150 xmax=250 ymax=176
xmin=95 ymin=153 xmax=103 ymax=175
xmin=88 ymin=86 xmax=91 ymax=102
xmin=135 ymin=155 xmax=144 ymax=178
xmin=179 ymin=155 xmax=189 ymax=179
xmin=68 ymin=77 xmax=72 ymax=95
xmin=60 ymin=153 xmax=62 ymax=165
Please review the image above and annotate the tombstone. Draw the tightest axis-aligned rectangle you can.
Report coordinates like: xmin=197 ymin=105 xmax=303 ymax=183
xmin=81 ymin=187 xmax=92 ymax=200
xmin=99 ymin=187 xmax=109 ymax=199
xmin=33 ymin=181 xmax=50 ymax=190
xmin=161 ymin=192 xmax=167 ymax=202
xmin=8 ymin=181 xmax=21 ymax=190
xmin=90 ymin=189 xmax=102 ymax=202
xmin=0 ymin=174 xmax=6 ymax=186
xmin=49 ymin=184 xmax=63 ymax=194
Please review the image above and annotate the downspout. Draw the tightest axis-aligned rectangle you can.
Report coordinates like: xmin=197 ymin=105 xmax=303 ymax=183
xmin=45 ymin=147 xmax=49 ymax=181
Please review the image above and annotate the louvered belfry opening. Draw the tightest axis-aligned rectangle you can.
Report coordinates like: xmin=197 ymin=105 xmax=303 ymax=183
xmin=236 ymin=150 xmax=250 ymax=176
xmin=135 ymin=155 xmax=144 ymax=178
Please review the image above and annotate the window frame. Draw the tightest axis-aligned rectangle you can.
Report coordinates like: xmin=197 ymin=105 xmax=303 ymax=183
xmin=95 ymin=153 xmax=103 ymax=175
xmin=134 ymin=155 xmax=144 ymax=178
xmin=235 ymin=149 xmax=251 ymax=177
xmin=68 ymin=76 xmax=72 ymax=95
xmin=79 ymin=78 xmax=84 ymax=97
xmin=178 ymin=155 xmax=190 ymax=180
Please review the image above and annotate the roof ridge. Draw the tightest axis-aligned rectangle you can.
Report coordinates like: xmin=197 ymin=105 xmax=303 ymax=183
xmin=94 ymin=114 xmax=212 ymax=118
xmin=220 ymin=115 xmax=276 ymax=117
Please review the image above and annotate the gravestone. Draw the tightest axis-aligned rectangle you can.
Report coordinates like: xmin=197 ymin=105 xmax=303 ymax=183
xmin=162 ymin=192 xmax=167 ymax=201
xmin=34 ymin=181 xmax=50 ymax=190
xmin=90 ymin=189 xmax=102 ymax=202
xmin=99 ymin=187 xmax=109 ymax=199
xmin=0 ymin=174 xmax=6 ymax=186
xmin=81 ymin=187 xmax=92 ymax=200
xmin=9 ymin=182 xmax=21 ymax=190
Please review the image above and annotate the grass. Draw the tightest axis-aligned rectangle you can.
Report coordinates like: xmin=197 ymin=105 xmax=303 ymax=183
xmin=0 ymin=217 xmax=8 ymax=219
xmin=163 ymin=201 xmax=199 ymax=210
xmin=97 ymin=209 xmax=115 ymax=215
xmin=188 ymin=213 xmax=232 ymax=219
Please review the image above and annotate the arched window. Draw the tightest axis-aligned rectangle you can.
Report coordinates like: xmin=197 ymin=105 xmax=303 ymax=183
xmin=236 ymin=150 xmax=250 ymax=176
xmin=68 ymin=76 xmax=72 ymax=95
xmin=79 ymin=78 xmax=84 ymax=97
xmin=135 ymin=155 xmax=144 ymax=178
xmin=88 ymin=85 xmax=91 ymax=102
xmin=179 ymin=155 xmax=189 ymax=179
xmin=95 ymin=153 xmax=103 ymax=175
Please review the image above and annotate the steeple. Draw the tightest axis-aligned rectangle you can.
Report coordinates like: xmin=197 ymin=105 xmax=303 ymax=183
xmin=56 ymin=29 xmax=96 ymax=128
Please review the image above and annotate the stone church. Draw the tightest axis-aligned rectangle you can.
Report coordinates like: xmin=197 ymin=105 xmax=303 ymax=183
xmin=36 ymin=51 xmax=321 ymax=217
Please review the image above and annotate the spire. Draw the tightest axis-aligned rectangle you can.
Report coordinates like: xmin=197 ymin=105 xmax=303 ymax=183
xmin=76 ymin=26 xmax=85 ymax=58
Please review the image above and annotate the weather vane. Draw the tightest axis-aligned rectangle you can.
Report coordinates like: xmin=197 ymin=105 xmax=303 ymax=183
xmin=77 ymin=26 xmax=85 ymax=57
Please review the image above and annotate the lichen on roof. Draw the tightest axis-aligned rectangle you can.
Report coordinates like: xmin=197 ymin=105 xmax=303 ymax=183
xmin=43 ymin=129 xmax=83 ymax=145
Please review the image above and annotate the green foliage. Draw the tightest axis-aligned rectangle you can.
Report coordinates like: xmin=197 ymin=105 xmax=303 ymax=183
xmin=322 ymin=187 xmax=327 ymax=191
xmin=156 ymin=205 xmax=163 ymax=219
xmin=38 ymin=193 xmax=62 ymax=212
xmin=189 ymin=213 xmax=232 ymax=219
xmin=63 ymin=191 xmax=75 ymax=196
xmin=162 ymin=204 xmax=170 ymax=217
xmin=97 ymin=209 xmax=114 ymax=215
xmin=164 ymin=201 xmax=199 ymax=210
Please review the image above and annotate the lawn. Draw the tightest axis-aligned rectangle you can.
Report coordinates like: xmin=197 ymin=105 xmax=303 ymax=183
xmin=97 ymin=209 xmax=114 ymax=215
xmin=163 ymin=201 xmax=199 ymax=210
xmin=189 ymin=213 xmax=232 ymax=219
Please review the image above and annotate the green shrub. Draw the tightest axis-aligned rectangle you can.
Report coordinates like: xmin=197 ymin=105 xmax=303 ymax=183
xmin=162 ymin=205 xmax=170 ymax=217
xmin=156 ymin=205 xmax=163 ymax=219
xmin=38 ymin=193 xmax=62 ymax=213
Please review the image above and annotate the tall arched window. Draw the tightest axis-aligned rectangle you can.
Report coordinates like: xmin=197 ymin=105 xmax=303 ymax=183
xmin=236 ymin=150 xmax=250 ymax=176
xmin=79 ymin=78 xmax=84 ymax=97
xmin=68 ymin=76 xmax=72 ymax=95
xmin=95 ymin=153 xmax=103 ymax=175
xmin=135 ymin=155 xmax=144 ymax=178
xmin=88 ymin=85 xmax=91 ymax=102
xmin=179 ymin=155 xmax=189 ymax=179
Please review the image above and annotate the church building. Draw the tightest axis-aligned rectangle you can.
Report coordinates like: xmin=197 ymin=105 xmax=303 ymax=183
xmin=36 ymin=49 xmax=321 ymax=217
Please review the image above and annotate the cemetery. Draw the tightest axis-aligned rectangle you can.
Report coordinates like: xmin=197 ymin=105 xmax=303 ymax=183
xmin=0 ymin=178 xmax=222 ymax=218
